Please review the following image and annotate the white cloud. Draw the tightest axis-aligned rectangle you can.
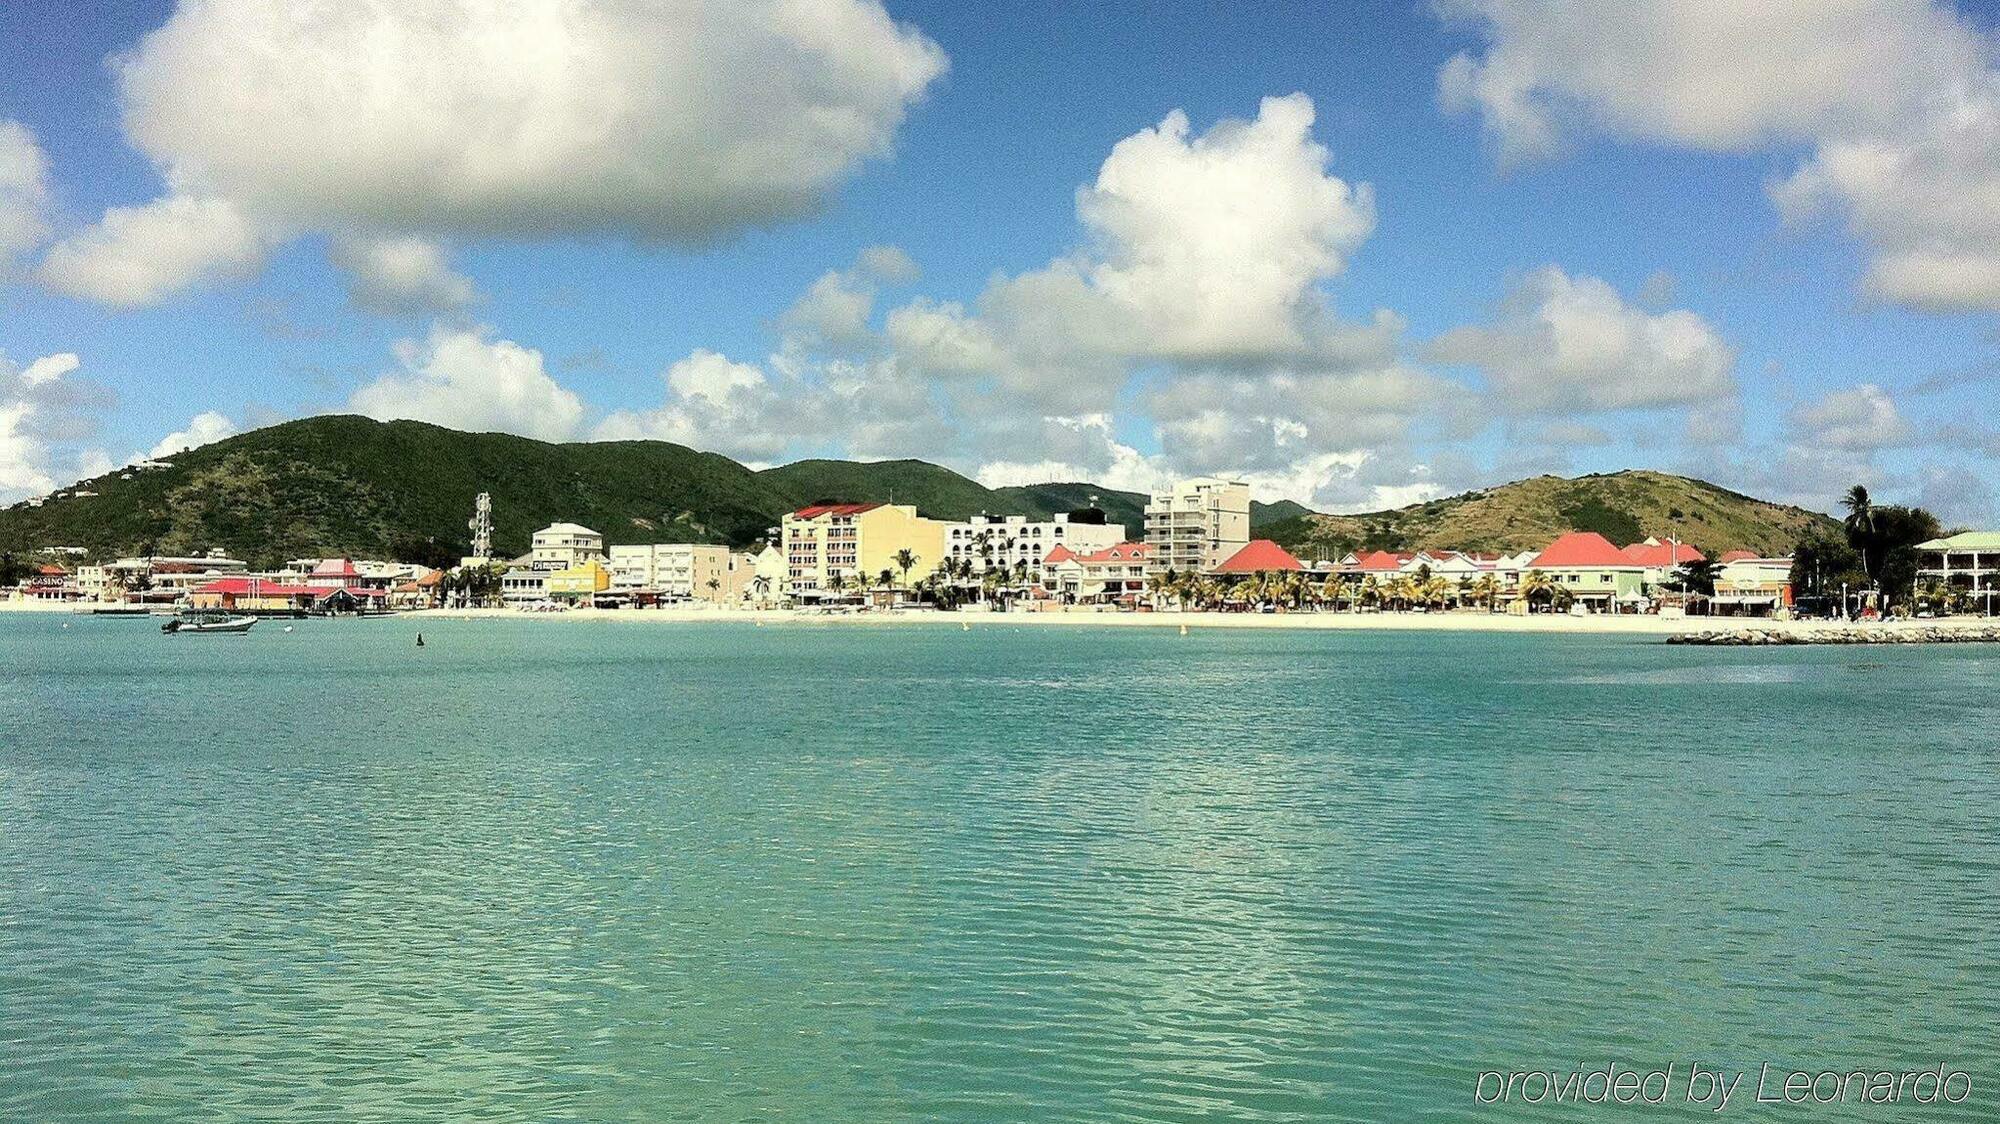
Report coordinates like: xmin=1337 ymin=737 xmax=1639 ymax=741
xmin=1439 ymin=1 xmax=2000 ymax=313
xmin=1073 ymin=92 xmax=1375 ymax=359
xmin=349 ymin=325 xmax=584 ymax=442
xmin=1 ymin=351 xmax=88 ymax=503
xmin=0 ymin=119 xmax=51 ymax=273
xmin=1788 ymin=383 xmax=1912 ymax=451
xmin=21 ymin=353 xmax=79 ymax=388
xmin=39 ymin=195 xmax=271 ymax=307
xmin=330 ymin=236 xmax=479 ymax=316
xmin=147 ymin=410 xmax=238 ymax=459
xmin=50 ymin=0 xmax=944 ymax=307
xmin=1437 ymin=0 xmax=1981 ymax=161
xmin=1427 ymin=266 xmax=1737 ymax=415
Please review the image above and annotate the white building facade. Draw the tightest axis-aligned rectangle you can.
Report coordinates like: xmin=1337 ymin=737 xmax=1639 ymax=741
xmin=1143 ymin=478 xmax=1250 ymax=576
xmin=944 ymin=513 xmax=1125 ymax=586
xmin=530 ymin=523 xmax=605 ymax=571
xmin=607 ymin=543 xmax=733 ymax=600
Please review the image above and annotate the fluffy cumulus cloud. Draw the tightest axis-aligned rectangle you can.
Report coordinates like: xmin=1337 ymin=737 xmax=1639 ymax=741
xmin=1439 ymin=0 xmax=2000 ymax=313
xmin=582 ymin=95 xmax=1469 ymax=509
xmin=2 ymin=351 xmax=103 ymax=503
xmin=348 ymin=325 xmax=584 ymax=442
xmin=0 ymin=120 xmax=51 ymax=274
xmin=147 ymin=410 xmax=239 ymax=459
xmin=1426 ymin=266 xmax=1737 ymax=415
xmin=1787 ymin=383 xmax=1913 ymax=451
xmin=39 ymin=195 xmax=271 ymax=307
xmin=330 ymin=236 xmax=480 ymax=317
xmin=41 ymin=0 xmax=945 ymax=306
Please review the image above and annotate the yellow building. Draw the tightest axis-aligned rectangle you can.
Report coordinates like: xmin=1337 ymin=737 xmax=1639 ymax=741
xmin=546 ymin=559 xmax=612 ymax=603
xmin=781 ymin=503 xmax=949 ymax=600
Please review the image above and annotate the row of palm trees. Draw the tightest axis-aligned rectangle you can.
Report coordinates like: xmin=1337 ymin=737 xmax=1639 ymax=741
xmin=1146 ymin=568 xmax=1552 ymax=612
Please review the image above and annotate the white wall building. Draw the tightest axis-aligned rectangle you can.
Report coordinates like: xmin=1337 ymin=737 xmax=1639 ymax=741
xmin=607 ymin=543 xmax=734 ymax=601
xmin=945 ymin=513 xmax=1126 ymax=586
xmin=1143 ymin=478 xmax=1250 ymax=575
xmin=530 ymin=523 xmax=605 ymax=571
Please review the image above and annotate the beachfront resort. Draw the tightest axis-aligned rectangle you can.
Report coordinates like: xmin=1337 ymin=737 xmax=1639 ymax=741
xmin=12 ymin=475 xmax=1991 ymax=621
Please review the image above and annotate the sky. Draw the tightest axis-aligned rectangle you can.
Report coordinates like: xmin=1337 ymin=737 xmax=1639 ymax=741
xmin=3 ymin=0 xmax=1999 ymax=524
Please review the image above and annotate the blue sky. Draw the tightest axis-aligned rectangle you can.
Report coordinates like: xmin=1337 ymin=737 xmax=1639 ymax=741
xmin=3 ymin=1 xmax=1998 ymax=522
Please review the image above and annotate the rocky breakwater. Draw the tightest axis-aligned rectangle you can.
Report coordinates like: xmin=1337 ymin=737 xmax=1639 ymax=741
xmin=1668 ymin=622 xmax=2000 ymax=646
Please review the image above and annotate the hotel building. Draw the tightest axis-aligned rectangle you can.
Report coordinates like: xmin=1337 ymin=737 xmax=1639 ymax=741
xmin=608 ymin=543 xmax=735 ymax=601
xmin=1917 ymin=531 xmax=2000 ymax=615
xmin=530 ymin=523 xmax=606 ymax=570
xmin=1143 ymin=477 xmax=1250 ymax=576
xmin=781 ymin=503 xmax=950 ymax=599
xmin=946 ymin=512 xmax=1126 ymax=586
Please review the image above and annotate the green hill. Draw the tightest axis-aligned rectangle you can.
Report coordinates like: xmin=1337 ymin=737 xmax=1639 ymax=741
xmin=0 ymin=417 xmax=1834 ymax=568
xmin=1263 ymin=470 xmax=1835 ymax=561
xmin=0 ymin=417 xmax=1145 ymax=566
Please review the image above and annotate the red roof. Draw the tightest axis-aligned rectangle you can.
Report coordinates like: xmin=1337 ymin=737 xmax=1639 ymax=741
xmin=1719 ymin=549 xmax=1758 ymax=562
xmin=1351 ymin=550 xmax=1408 ymax=572
xmin=311 ymin=557 xmax=361 ymax=578
xmin=36 ymin=563 xmax=68 ymax=576
xmin=792 ymin=502 xmax=883 ymax=518
xmin=1042 ymin=544 xmax=1079 ymax=565
xmin=1077 ymin=542 xmax=1150 ymax=563
xmin=1533 ymin=531 xmax=1636 ymax=568
xmin=1213 ymin=539 xmax=1305 ymax=574
xmin=194 ymin=578 xmax=320 ymax=597
xmin=1619 ymin=540 xmax=1707 ymax=567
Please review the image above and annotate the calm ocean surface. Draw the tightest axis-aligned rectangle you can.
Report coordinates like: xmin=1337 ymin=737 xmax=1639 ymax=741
xmin=3 ymin=614 xmax=1996 ymax=1121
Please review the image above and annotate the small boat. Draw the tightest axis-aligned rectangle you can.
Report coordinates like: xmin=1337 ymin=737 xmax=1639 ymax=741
xmin=163 ymin=615 xmax=258 ymax=635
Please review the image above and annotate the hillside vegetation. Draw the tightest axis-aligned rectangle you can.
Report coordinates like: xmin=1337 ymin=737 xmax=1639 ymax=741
xmin=1261 ymin=471 xmax=1835 ymax=560
xmin=0 ymin=417 xmax=1834 ymax=567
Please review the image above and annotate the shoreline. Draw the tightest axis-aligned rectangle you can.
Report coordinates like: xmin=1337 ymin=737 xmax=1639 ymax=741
xmin=17 ymin=598 xmax=1997 ymax=639
xmin=398 ymin=605 xmax=2000 ymax=638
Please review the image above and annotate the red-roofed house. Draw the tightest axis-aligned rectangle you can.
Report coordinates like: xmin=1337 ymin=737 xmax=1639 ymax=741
xmin=1529 ymin=532 xmax=1646 ymax=611
xmin=1044 ymin=542 xmax=1152 ymax=604
xmin=1718 ymin=549 xmax=1758 ymax=563
xmin=309 ymin=557 xmax=363 ymax=588
xmin=1213 ymin=539 xmax=1305 ymax=575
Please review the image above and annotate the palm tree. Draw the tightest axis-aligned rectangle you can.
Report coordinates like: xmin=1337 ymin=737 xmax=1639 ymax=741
xmin=893 ymin=548 xmax=918 ymax=589
xmin=705 ymin=577 xmax=721 ymax=600
xmin=1518 ymin=569 xmax=1555 ymax=612
xmin=1469 ymin=573 xmax=1500 ymax=612
xmin=1843 ymin=484 xmax=1876 ymax=580
xmin=1319 ymin=575 xmax=1347 ymax=611
xmin=1421 ymin=575 xmax=1453 ymax=610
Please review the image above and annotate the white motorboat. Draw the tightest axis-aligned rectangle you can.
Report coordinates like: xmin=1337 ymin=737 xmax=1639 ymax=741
xmin=162 ymin=615 xmax=258 ymax=635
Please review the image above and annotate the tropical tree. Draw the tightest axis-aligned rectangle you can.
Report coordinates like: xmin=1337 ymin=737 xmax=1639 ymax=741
xmin=1420 ymin=575 xmax=1453 ymax=610
xmin=892 ymin=548 xmax=918 ymax=589
xmin=1359 ymin=575 xmax=1383 ymax=609
xmin=1468 ymin=573 xmax=1500 ymax=611
xmin=1519 ymin=569 xmax=1556 ymax=612
xmin=705 ymin=577 xmax=721 ymax=599
xmin=1320 ymin=575 xmax=1348 ymax=611
xmin=1842 ymin=484 xmax=1875 ymax=580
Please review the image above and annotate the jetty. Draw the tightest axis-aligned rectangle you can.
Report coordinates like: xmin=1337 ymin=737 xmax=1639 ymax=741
xmin=1669 ymin=623 xmax=2000 ymax=646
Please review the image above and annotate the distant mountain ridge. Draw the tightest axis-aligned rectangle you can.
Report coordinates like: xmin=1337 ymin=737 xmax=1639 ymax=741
xmin=0 ymin=416 xmax=1833 ymax=566
xmin=1259 ymin=470 xmax=1835 ymax=560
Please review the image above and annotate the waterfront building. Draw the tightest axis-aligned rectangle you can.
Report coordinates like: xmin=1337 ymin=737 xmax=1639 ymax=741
xmin=530 ymin=523 xmax=606 ymax=571
xmin=546 ymin=559 xmax=613 ymax=604
xmin=607 ymin=543 xmax=734 ymax=601
xmin=1042 ymin=542 xmax=1151 ymax=604
xmin=1528 ymin=531 xmax=1648 ymax=611
xmin=1144 ymin=477 xmax=1250 ymax=576
xmin=1620 ymin=537 xmax=1707 ymax=590
xmin=500 ymin=556 xmax=549 ymax=607
xmin=946 ymin=512 xmax=1126 ymax=587
xmin=780 ymin=503 xmax=950 ymax=600
xmin=1917 ymin=531 xmax=2000 ymax=615
xmin=103 ymin=551 xmax=249 ymax=603
xmin=1710 ymin=552 xmax=1795 ymax=616
xmin=749 ymin=544 xmax=787 ymax=606
xmin=1212 ymin=539 xmax=1306 ymax=575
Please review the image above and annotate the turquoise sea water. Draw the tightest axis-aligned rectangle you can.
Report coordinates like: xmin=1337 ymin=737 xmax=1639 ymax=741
xmin=2 ymin=614 xmax=1996 ymax=1121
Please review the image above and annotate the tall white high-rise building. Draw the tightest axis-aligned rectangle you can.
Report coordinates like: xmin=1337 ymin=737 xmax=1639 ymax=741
xmin=1144 ymin=478 xmax=1250 ymax=575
